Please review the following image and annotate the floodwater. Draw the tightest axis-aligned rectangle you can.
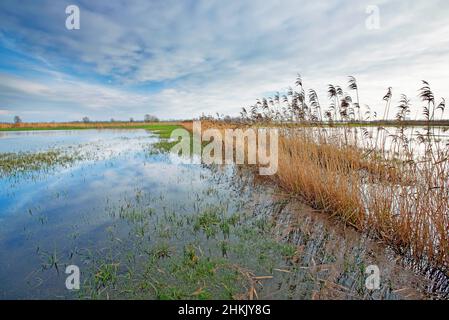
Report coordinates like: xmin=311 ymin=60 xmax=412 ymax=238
xmin=0 ymin=129 xmax=447 ymax=299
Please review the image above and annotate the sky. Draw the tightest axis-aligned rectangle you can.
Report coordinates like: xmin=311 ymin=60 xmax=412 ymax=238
xmin=0 ymin=0 xmax=449 ymax=122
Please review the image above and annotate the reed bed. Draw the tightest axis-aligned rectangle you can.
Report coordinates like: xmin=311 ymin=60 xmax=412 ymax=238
xmin=207 ymin=75 xmax=448 ymax=272
xmin=276 ymin=128 xmax=448 ymax=269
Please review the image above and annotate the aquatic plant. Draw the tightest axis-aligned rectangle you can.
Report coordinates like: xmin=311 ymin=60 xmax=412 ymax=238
xmin=0 ymin=150 xmax=78 ymax=177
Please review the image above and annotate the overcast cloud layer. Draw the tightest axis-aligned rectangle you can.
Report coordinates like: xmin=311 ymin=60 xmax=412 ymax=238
xmin=0 ymin=0 xmax=448 ymax=121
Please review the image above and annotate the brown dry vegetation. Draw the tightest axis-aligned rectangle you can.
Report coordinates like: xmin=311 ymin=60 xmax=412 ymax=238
xmin=275 ymin=128 xmax=448 ymax=269
xmin=183 ymin=75 xmax=449 ymax=274
xmin=184 ymin=120 xmax=448 ymax=272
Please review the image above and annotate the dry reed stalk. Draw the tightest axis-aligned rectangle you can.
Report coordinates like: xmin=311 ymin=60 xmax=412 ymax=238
xmin=185 ymin=120 xmax=447 ymax=270
xmin=275 ymin=127 xmax=448 ymax=269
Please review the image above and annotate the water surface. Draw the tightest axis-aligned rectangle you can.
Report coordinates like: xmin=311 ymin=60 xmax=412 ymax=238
xmin=0 ymin=129 xmax=445 ymax=299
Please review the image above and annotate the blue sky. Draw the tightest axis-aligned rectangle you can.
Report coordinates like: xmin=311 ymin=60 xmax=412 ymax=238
xmin=0 ymin=0 xmax=448 ymax=122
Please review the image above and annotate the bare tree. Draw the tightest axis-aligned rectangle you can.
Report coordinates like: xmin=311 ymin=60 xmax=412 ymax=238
xmin=82 ymin=116 xmax=90 ymax=123
xmin=144 ymin=114 xmax=159 ymax=122
xmin=13 ymin=115 xmax=22 ymax=124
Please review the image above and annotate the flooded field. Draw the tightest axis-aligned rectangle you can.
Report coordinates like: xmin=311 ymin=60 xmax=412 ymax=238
xmin=0 ymin=129 xmax=447 ymax=299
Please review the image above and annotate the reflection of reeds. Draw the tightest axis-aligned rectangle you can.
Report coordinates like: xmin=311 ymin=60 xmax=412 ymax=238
xmin=232 ymin=75 xmax=449 ymax=271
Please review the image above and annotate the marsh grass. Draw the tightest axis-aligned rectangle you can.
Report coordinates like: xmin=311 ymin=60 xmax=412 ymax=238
xmin=148 ymin=124 xmax=183 ymax=139
xmin=149 ymin=125 xmax=209 ymax=155
xmin=70 ymin=169 xmax=443 ymax=300
xmin=231 ymin=75 xmax=449 ymax=272
xmin=0 ymin=150 xmax=79 ymax=177
xmin=150 ymin=140 xmax=180 ymax=154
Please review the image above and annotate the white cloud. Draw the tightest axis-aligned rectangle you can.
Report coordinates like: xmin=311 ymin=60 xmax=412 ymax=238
xmin=0 ymin=0 xmax=449 ymax=121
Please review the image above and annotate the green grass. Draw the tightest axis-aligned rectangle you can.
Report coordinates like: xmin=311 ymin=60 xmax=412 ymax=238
xmin=151 ymin=140 xmax=179 ymax=153
xmin=150 ymin=129 xmax=211 ymax=155
xmin=144 ymin=124 xmax=183 ymax=138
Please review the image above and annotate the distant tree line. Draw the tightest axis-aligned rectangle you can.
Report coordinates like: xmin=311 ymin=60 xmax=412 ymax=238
xmin=13 ymin=115 xmax=22 ymax=124
xmin=9 ymin=114 xmax=162 ymax=124
xmin=81 ymin=115 xmax=159 ymax=123
xmin=144 ymin=114 xmax=159 ymax=122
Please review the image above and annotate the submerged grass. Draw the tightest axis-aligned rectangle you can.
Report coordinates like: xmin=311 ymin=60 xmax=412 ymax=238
xmin=0 ymin=150 xmax=79 ymax=177
xmin=149 ymin=125 xmax=209 ymax=154
xmin=77 ymin=187 xmax=431 ymax=300
xmin=151 ymin=140 xmax=179 ymax=153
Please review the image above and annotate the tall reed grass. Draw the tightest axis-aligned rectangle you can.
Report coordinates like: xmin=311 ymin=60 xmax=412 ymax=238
xmin=223 ymin=75 xmax=448 ymax=272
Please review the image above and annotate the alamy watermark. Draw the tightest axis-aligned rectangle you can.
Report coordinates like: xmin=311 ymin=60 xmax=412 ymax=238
xmin=365 ymin=264 xmax=381 ymax=290
xmin=365 ymin=5 xmax=380 ymax=30
xmin=65 ymin=5 xmax=80 ymax=30
xmin=65 ymin=265 xmax=80 ymax=290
